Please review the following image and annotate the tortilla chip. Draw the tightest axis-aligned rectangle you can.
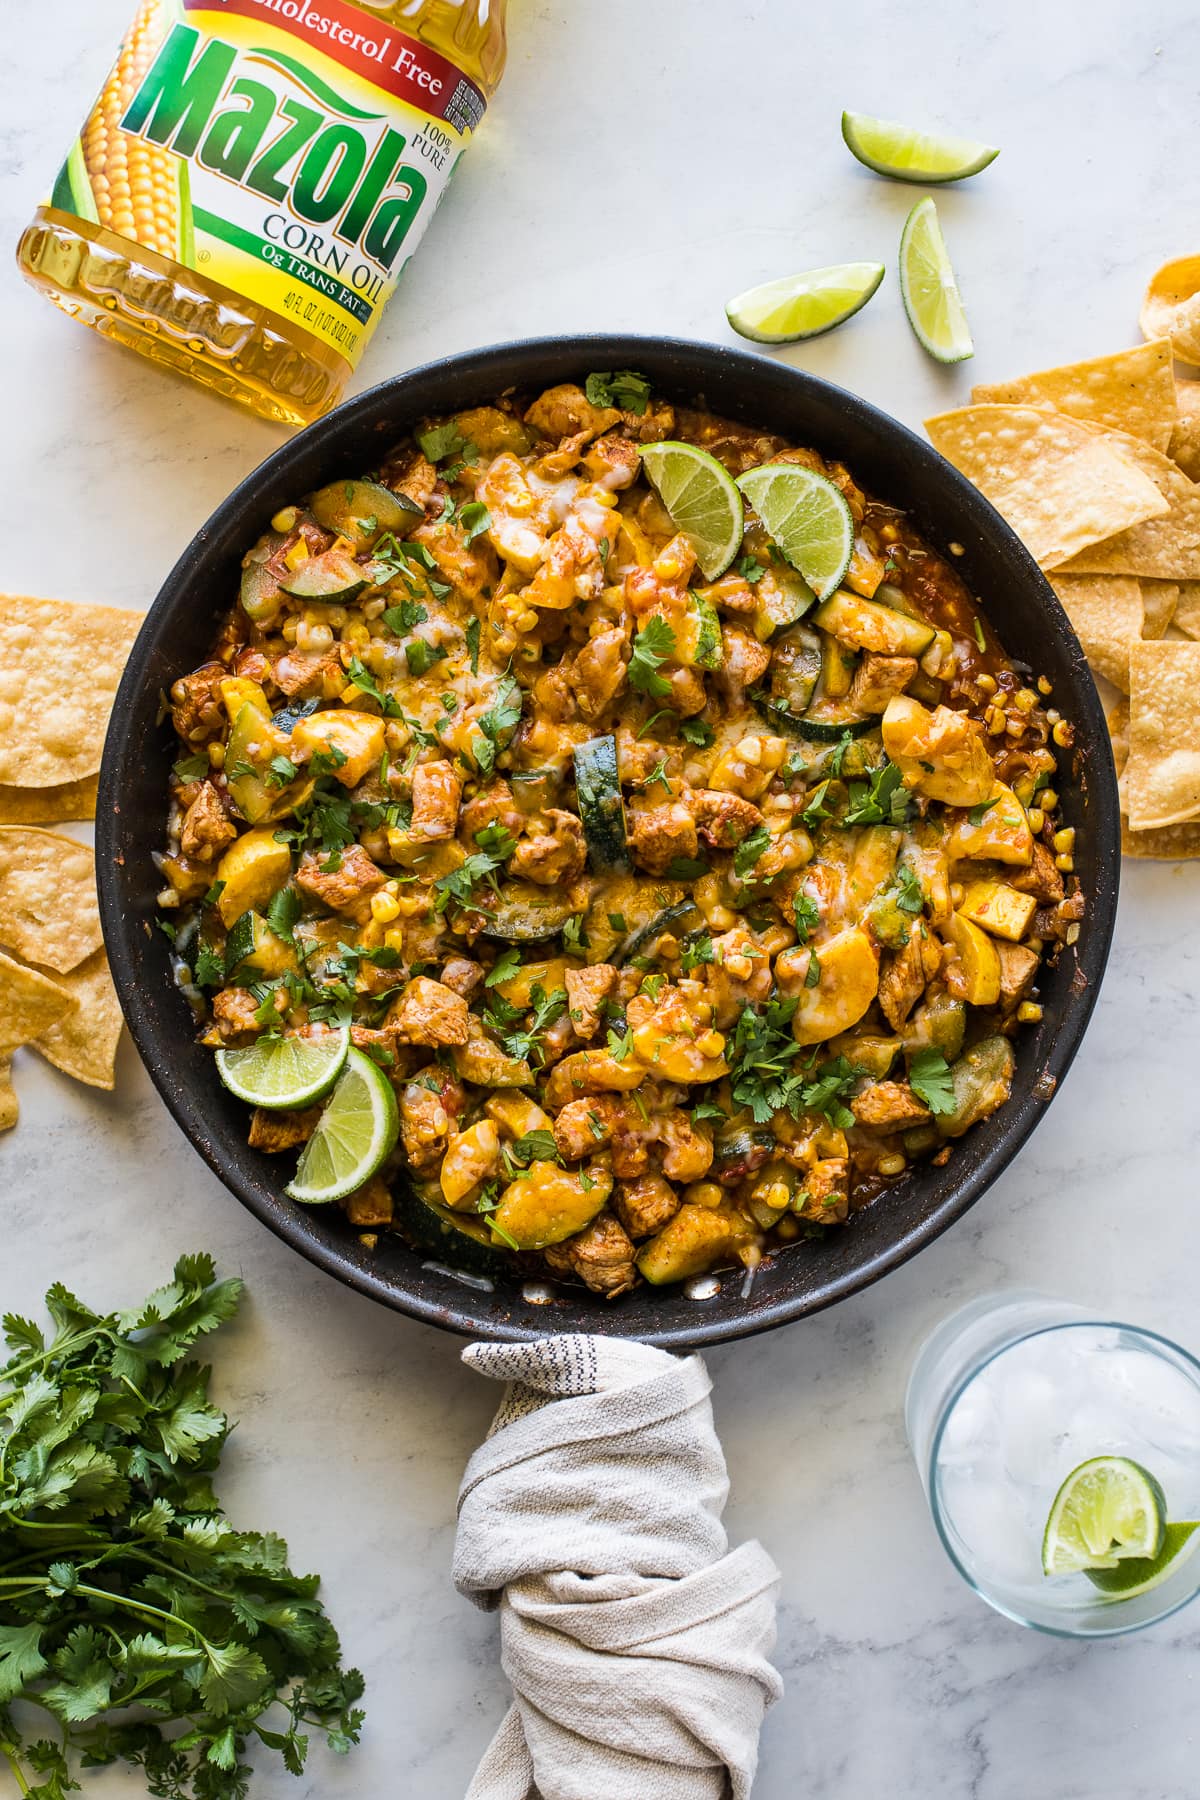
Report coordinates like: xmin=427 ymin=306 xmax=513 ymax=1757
xmin=1122 ymin=640 xmax=1200 ymax=828
xmin=0 ymin=777 xmax=98 ymax=825
xmin=1139 ymin=581 xmax=1179 ymax=639
xmin=0 ymin=829 xmax=101 ymax=974
xmin=0 ymin=596 xmax=140 ymax=788
xmin=1050 ymin=575 xmax=1142 ymax=690
xmin=31 ymin=948 xmax=123 ymax=1090
xmin=925 ymin=406 xmax=1168 ymax=569
xmin=0 ymin=951 xmax=74 ymax=1054
xmin=1169 ymin=380 xmax=1200 ymax=481
xmin=1141 ymin=257 xmax=1200 ymax=366
xmin=0 ymin=1057 xmax=15 ymax=1132
xmin=970 ymin=340 xmax=1177 ymax=452
xmin=1172 ymin=581 xmax=1200 ymax=640
xmin=1109 ymin=698 xmax=1200 ymax=856
xmin=1051 ymin=433 xmax=1200 ymax=578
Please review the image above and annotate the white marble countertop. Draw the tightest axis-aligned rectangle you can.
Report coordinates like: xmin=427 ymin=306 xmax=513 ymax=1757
xmin=4 ymin=1 xmax=1200 ymax=1794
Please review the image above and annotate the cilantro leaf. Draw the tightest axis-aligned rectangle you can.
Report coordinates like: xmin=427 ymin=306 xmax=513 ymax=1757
xmin=843 ymin=760 xmax=911 ymax=827
xmin=382 ymin=598 xmax=428 ymax=634
xmin=473 ymin=675 xmax=523 ymax=779
xmin=628 ymin=617 xmax=676 ymax=698
xmin=465 ymin=615 xmax=481 ymax=675
xmin=458 ymin=501 xmax=491 ymax=544
xmin=893 ymin=863 xmax=925 ymax=915
xmin=346 ymin=659 xmax=403 ymax=718
xmin=737 ymin=554 xmax=765 ymax=583
xmin=968 ymin=796 xmax=998 ymax=827
xmin=909 ymin=1048 xmax=956 ymax=1116
xmin=680 ymin=933 xmax=714 ymax=972
xmin=733 ymin=825 xmax=771 ymax=879
xmin=793 ymin=892 xmax=821 ymax=943
xmin=679 ymin=717 xmax=715 ymax=748
xmin=584 ymin=369 xmax=651 ymax=414
xmin=416 ymin=420 xmax=465 ymax=463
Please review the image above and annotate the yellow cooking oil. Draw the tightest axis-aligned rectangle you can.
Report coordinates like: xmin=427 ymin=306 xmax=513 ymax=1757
xmin=16 ymin=0 xmax=507 ymax=427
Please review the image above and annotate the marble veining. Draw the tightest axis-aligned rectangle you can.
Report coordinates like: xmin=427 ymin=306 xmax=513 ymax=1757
xmin=3 ymin=0 xmax=1200 ymax=1793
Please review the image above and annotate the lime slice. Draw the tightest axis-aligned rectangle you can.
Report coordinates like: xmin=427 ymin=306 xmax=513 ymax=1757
xmin=215 ymin=1026 xmax=349 ymax=1111
xmin=639 ymin=441 xmax=744 ymax=579
xmin=842 ymin=109 xmax=999 ymax=183
xmin=285 ymin=1048 xmax=399 ymax=1205
xmin=1085 ymin=1521 xmax=1200 ymax=1599
xmin=899 ymin=197 xmax=974 ymax=365
xmin=735 ymin=464 xmax=854 ymax=601
xmin=1042 ymin=1456 xmax=1167 ymax=1575
xmin=726 ymin=262 xmax=885 ymax=345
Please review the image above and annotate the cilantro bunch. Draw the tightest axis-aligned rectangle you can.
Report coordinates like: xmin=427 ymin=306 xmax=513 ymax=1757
xmin=0 ymin=1257 xmax=363 ymax=1800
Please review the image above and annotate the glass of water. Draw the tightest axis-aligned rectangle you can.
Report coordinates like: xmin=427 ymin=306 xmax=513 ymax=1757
xmin=906 ymin=1293 xmax=1200 ymax=1636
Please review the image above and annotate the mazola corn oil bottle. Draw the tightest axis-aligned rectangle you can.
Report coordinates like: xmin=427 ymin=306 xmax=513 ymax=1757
xmin=17 ymin=0 xmax=507 ymax=426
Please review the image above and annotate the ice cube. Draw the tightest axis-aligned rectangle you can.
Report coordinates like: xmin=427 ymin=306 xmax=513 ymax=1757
xmin=997 ymin=1361 xmax=1067 ymax=1486
xmin=938 ymin=1383 xmax=1001 ymax=1468
xmin=939 ymin=1468 xmax=1041 ymax=1583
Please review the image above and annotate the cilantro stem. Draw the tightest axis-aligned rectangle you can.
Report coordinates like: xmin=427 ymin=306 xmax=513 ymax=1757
xmin=0 ymin=1575 xmax=208 ymax=1642
xmin=2 ymin=1744 xmax=32 ymax=1797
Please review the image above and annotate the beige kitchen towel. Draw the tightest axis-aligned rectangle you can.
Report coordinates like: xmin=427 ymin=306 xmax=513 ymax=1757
xmin=455 ymin=1335 xmax=782 ymax=1800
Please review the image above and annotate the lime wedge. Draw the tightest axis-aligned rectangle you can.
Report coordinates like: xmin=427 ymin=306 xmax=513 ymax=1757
xmin=726 ymin=262 xmax=885 ymax=345
xmin=842 ymin=109 xmax=999 ymax=183
xmin=639 ymin=441 xmax=744 ymax=579
xmin=1042 ymin=1456 xmax=1167 ymax=1575
xmin=899 ymin=197 xmax=974 ymax=364
xmin=285 ymin=1048 xmax=399 ymax=1204
xmin=735 ymin=464 xmax=854 ymax=601
xmin=215 ymin=1026 xmax=349 ymax=1111
xmin=1085 ymin=1521 xmax=1200 ymax=1599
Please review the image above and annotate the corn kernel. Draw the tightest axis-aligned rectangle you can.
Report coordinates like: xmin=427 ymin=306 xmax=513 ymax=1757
xmin=1037 ymin=676 xmax=1053 ymax=696
xmin=1015 ymin=687 xmax=1038 ymax=713
xmin=1040 ymin=788 xmax=1058 ymax=812
xmin=207 ymin=742 xmax=224 ymax=770
xmin=515 ymin=609 xmax=539 ymax=632
xmin=1017 ymin=1001 xmax=1044 ymax=1024
xmin=1055 ymin=853 xmax=1074 ymax=873
xmin=1025 ymin=807 xmax=1045 ymax=834
xmin=976 ymin=672 xmax=997 ymax=696
xmin=371 ymin=892 xmax=401 ymax=924
xmin=736 ymin=736 xmax=762 ymax=766
xmin=1052 ymin=720 xmax=1072 ymax=748
xmin=343 ymin=621 xmax=370 ymax=650
xmin=384 ymin=927 xmax=406 ymax=954
xmin=696 ymin=1030 xmax=724 ymax=1058
xmin=685 ymin=1182 xmax=723 ymax=1210
xmin=272 ymin=506 xmax=299 ymax=533
xmin=1053 ymin=827 xmax=1075 ymax=854
xmin=950 ymin=881 xmax=964 ymax=906
xmin=878 ymin=1153 xmax=906 ymax=1177
xmin=1065 ymin=923 xmax=1081 ymax=945
xmin=284 ymin=538 xmax=310 ymax=571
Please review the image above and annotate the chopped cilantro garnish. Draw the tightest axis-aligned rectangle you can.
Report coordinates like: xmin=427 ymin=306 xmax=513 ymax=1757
xmin=793 ymin=892 xmax=821 ymax=943
xmin=680 ymin=717 xmax=715 ymax=748
xmin=383 ymin=598 xmax=428 ymax=634
xmin=403 ymin=638 xmax=449 ymax=678
xmin=680 ymin=933 xmax=714 ymax=972
xmin=733 ymin=824 xmax=771 ymax=879
xmin=737 ymin=554 xmax=766 ymax=583
xmin=804 ymin=951 xmax=822 ymax=989
xmin=346 ymin=658 xmax=404 ymax=717
xmin=628 ymin=617 xmax=676 ymax=698
xmin=584 ymin=369 xmax=651 ymax=414
xmin=967 ymin=796 xmax=998 ymax=827
xmin=909 ymin=1047 xmax=956 ymax=1115
xmin=459 ymin=501 xmax=491 ymax=544
xmin=466 ymin=615 xmax=481 ymax=675
xmin=473 ymin=675 xmax=523 ymax=779
xmin=417 ymin=420 xmax=466 ymax=463
xmin=843 ymin=760 xmax=911 ymax=827
xmin=171 ymin=751 xmax=209 ymax=782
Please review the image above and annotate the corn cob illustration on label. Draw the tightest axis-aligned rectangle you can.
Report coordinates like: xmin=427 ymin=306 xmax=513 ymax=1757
xmin=49 ymin=0 xmax=487 ymax=366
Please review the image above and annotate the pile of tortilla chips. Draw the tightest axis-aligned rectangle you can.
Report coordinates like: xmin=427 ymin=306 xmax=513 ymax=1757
xmin=0 ymin=596 xmax=141 ymax=1128
xmin=926 ymin=301 xmax=1200 ymax=860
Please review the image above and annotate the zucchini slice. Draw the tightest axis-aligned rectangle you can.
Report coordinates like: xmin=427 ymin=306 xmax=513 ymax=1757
xmin=239 ymin=530 xmax=286 ymax=622
xmin=511 ymin=768 xmax=560 ymax=813
xmin=574 ymin=736 xmax=631 ymax=875
xmin=479 ymin=885 xmax=577 ymax=943
xmin=582 ymin=877 xmax=684 ymax=965
xmin=308 ymin=479 xmax=422 ymax=547
xmin=271 ymin=697 xmax=321 ymax=735
xmin=391 ymin=1179 xmax=518 ymax=1279
xmin=279 ymin=548 xmax=367 ymax=604
xmin=750 ymin=691 xmax=876 ymax=743
xmin=813 ymin=589 xmax=936 ymax=657
xmin=676 ymin=591 xmax=725 ymax=670
xmin=769 ymin=623 xmax=822 ymax=713
xmin=752 ymin=566 xmax=816 ymax=638
xmin=618 ymin=898 xmax=704 ymax=966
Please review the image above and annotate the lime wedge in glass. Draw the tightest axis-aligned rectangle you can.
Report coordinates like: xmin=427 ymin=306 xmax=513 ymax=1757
xmin=286 ymin=1048 xmax=399 ymax=1204
xmin=639 ymin=441 xmax=744 ymax=579
xmin=899 ymin=197 xmax=974 ymax=364
xmin=1085 ymin=1521 xmax=1200 ymax=1599
xmin=1042 ymin=1456 xmax=1167 ymax=1575
xmin=726 ymin=262 xmax=885 ymax=344
xmin=735 ymin=464 xmax=854 ymax=601
xmin=215 ymin=1025 xmax=349 ymax=1110
xmin=842 ymin=109 xmax=999 ymax=183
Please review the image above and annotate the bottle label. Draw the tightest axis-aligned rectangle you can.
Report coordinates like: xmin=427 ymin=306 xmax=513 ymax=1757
xmin=52 ymin=0 xmax=486 ymax=367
